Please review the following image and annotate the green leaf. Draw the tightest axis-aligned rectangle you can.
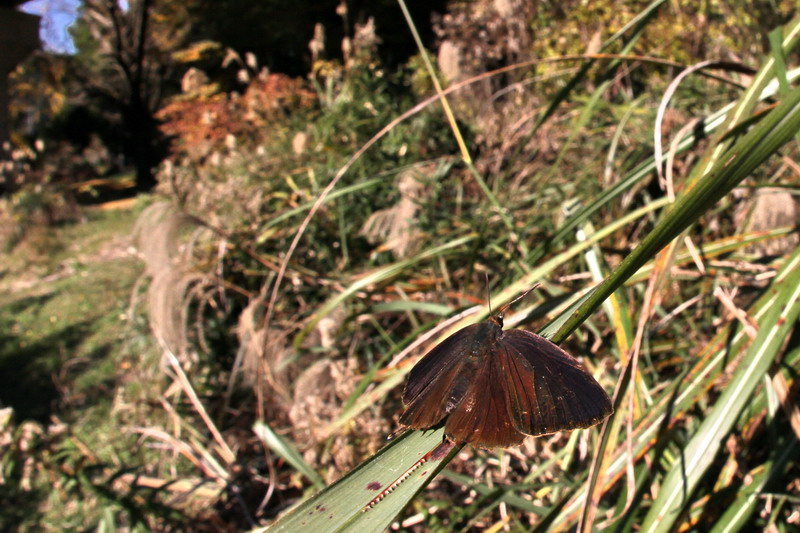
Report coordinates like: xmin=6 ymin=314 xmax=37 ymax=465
xmin=260 ymin=428 xmax=457 ymax=533
xmin=254 ymin=421 xmax=325 ymax=490
xmin=293 ymin=234 xmax=476 ymax=348
xmin=553 ymin=83 xmax=800 ymax=344
xmin=640 ymin=248 xmax=800 ymax=532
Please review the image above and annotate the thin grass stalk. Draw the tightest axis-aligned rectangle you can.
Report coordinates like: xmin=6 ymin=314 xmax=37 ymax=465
xmin=555 ymin=254 xmax=796 ymax=525
xmin=640 ymin=247 xmax=800 ymax=532
xmin=396 ymin=0 xmax=471 ymax=165
xmin=553 ymin=82 xmax=800 ymax=344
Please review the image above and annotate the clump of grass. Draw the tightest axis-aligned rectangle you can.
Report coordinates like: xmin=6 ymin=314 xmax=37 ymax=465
xmin=5 ymin=2 xmax=800 ymax=531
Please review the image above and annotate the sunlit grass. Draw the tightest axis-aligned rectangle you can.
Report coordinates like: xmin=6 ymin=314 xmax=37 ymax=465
xmin=3 ymin=3 xmax=800 ymax=531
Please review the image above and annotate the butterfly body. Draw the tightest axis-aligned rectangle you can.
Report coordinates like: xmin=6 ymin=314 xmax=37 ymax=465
xmin=400 ymin=313 xmax=612 ymax=448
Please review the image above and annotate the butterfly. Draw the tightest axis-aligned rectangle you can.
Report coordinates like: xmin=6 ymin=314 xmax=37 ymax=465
xmin=399 ymin=294 xmax=613 ymax=448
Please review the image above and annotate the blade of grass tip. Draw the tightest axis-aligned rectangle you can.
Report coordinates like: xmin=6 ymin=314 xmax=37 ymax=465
xmin=769 ymin=27 xmax=790 ymax=96
xmin=664 ymin=117 xmax=703 ymax=201
xmin=692 ymin=15 xmax=800 ymax=183
xmin=530 ymin=0 xmax=667 ymax=133
xmin=640 ymin=248 xmax=800 ymax=533
xmin=768 ymin=26 xmax=800 ymax=147
xmin=654 ymin=61 xmax=754 ymax=187
xmin=553 ymin=83 xmax=800 ymax=345
xmin=396 ymin=0 xmax=470 ymax=165
xmin=293 ymin=234 xmax=476 ymax=348
xmin=253 ymin=421 xmax=325 ymax=491
xmin=259 ymin=428 xmax=459 ymax=533
xmin=604 ymin=97 xmax=644 ymax=187
xmin=577 ymin=220 xmax=633 ymax=354
xmin=370 ymin=300 xmax=453 ymax=316
xmin=557 ymin=279 xmax=791 ymax=526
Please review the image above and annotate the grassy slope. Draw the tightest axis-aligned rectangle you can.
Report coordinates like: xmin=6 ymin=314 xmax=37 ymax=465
xmin=0 ymin=200 xmax=150 ymax=530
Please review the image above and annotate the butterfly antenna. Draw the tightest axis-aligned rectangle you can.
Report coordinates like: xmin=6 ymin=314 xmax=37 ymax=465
xmin=485 ymin=273 xmax=493 ymax=315
xmin=362 ymin=440 xmax=456 ymax=512
xmin=497 ymin=283 xmax=542 ymax=316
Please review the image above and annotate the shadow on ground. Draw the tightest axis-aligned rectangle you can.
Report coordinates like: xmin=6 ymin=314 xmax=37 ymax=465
xmin=0 ymin=292 xmax=113 ymax=422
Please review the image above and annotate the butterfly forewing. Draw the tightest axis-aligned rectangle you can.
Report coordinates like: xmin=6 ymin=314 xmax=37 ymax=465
xmin=400 ymin=359 xmax=472 ymax=429
xmin=400 ymin=324 xmax=483 ymax=429
xmin=502 ymin=329 xmax=612 ymax=435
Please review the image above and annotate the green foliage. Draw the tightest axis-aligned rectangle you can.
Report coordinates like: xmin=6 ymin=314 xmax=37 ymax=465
xmin=4 ymin=2 xmax=800 ymax=531
xmin=0 ymin=205 xmax=198 ymax=530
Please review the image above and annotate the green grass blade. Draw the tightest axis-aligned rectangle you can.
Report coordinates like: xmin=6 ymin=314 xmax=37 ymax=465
xmin=370 ymin=300 xmax=453 ymax=315
xmin=253 ymin=421 xmax=325 ymax=490
xmin=553 ymin=83 xmax=800 ymax=344
xmin=640 ymin=248 xmax=800 ymax=532
xmin=293 ymin=234 xmax=476 ymax=348
xmin=260 ymin=428 xmax=456 ymax=533
xmin=259 ymin=178 xmax=383 ymax=236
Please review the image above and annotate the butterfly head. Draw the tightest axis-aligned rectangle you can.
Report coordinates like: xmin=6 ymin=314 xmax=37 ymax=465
xmin=488 ymin=311 xmax=504 ymax=329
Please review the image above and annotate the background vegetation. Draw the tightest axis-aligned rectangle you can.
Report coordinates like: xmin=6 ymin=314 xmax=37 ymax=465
xmin=2 ymin=0 xmax=800 ymax=531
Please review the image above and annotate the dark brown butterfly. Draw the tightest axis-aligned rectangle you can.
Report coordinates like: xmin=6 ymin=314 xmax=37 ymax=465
xmin=399 ymin=296 xmax=613 ymax=448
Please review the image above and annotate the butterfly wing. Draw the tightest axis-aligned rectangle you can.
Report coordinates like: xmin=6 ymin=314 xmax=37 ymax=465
xmin=400 ymin=324 xmax=482 ymax=430
xmin=501 ymin=329 xmax=612 ymax=436
xmin=442 ymin=342 xmax=525 ymax=448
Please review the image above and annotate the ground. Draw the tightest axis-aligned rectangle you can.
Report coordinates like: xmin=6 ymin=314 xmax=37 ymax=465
xmin=0 ymin=198 xmax=145 ymax=427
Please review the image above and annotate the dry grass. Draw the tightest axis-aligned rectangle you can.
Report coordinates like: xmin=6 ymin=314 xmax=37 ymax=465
xmin=5 ymin=2 xmax=800 ymax=531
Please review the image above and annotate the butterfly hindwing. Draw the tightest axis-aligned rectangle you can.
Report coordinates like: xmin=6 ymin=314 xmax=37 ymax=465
xmin=501 ymin=329 xmax=612 ymax=436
